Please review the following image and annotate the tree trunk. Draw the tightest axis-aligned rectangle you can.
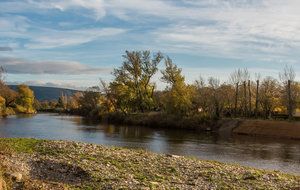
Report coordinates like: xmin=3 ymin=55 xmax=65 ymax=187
xmin=234 ymin=83 xmax=239 ymax=118
xmin=289 ymin=80 xmax=292 ymax=122
xmin=248 ymin=80 xmax=251 ymax=118
xmin=255 ymin=80 xmax=259 ymax=119
xmin=244 ymin=81 xmax=247 ymax=118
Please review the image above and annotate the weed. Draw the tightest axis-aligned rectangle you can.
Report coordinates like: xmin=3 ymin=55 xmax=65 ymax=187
xmin=73 ymin=143 xmax=78 ymax=148
xmin=86 ymin=156 xmax=97 ymax=161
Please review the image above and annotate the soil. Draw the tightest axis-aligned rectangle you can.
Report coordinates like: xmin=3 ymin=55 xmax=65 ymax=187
xmin=232 ymin=120 xmax=300 ymax=139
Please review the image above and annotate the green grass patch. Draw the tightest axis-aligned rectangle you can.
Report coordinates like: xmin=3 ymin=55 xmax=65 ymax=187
xmin=0 ymin=138 xmax=45 ymax=154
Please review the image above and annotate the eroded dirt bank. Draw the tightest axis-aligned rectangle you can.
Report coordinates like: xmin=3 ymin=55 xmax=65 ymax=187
xmin=232 ymin=120 xmax=300 ymax=139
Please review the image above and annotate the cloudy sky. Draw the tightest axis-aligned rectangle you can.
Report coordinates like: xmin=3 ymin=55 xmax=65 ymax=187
xmin=1 ymin=0 xmax=300 ymax=90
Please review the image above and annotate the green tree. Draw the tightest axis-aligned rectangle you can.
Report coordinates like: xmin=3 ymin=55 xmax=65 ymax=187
xmin=16 ymin=84 xmax=35 ymax=112
xmin=78 ymin=90 xmax=103 ymax=116
xmin=109 ymin=50 xmax=163 ymax=113
xmin=160 ymin=56 xmax=192 ymax=116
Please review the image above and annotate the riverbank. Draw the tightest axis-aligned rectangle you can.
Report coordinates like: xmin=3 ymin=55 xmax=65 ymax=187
xmin=0 ymin=138 xmax=299 ymax=189
xmin=232 ymin=120 xmax=300 ymax=140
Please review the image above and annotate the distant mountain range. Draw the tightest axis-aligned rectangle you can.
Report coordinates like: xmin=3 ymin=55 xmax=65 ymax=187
xmin=8 ymin=85 xmax=84 ymax=102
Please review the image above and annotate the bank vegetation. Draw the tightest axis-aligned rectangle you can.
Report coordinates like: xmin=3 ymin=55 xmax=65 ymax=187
xmin=2 ymin=51 xmax=300 ymax=128
xmin=32 ymin=51 xmax=300 ymax=128
xmin=0 ymin=66 xmax=37 ymax=118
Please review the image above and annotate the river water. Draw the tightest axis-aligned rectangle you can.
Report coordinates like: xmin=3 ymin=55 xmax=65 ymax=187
xmin=1 ymin=113 xmax=300 ymax=175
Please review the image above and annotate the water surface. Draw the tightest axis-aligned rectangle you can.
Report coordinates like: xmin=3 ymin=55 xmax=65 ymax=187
xmin=1 ymin=113 xmax=300 ymax=175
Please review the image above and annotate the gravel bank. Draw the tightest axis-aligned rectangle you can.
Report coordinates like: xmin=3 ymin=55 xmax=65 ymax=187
xmin=0 ymin=138 xmax=300 ymax=189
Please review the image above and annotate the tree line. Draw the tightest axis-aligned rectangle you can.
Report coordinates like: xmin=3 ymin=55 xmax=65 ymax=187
xmin=38 ymin=50 xmax=299 ymax=122
xmin=1 ymin=50 xmax=298 ymax=122
xmin=0 ymin=66 xmax=36 ymax=117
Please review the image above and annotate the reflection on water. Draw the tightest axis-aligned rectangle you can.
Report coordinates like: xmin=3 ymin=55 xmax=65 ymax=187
xmin=1 ymin=113 xmax=300 ymax=175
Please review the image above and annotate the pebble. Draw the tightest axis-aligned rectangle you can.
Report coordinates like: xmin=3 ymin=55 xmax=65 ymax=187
xmin=4 ymin=172 xmax=22 ymax=181
xmin=1 ymin=139 xmax=300 ymax=190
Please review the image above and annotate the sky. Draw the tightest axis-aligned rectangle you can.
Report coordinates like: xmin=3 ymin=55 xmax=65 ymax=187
xmin=1 ymin=0 xmax=300 ymax=91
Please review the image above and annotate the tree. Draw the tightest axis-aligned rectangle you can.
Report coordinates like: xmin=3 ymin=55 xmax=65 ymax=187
xmin=160 ymin=56 xmax=192 ymax=116
xmin=0 ymin=66 xmax=6 ymax=85
xmin=16 ymin=84 xmax=35 ymax=112
xmin=61 ymin=92 xmax=68 ymax=109
xmin=0 ymin=84 xmax=17 ymax=107
xmin=194 ymin=75 xmax=210 ymax=113
xmin=229 ymin=68 xmax=250 ymax=117
xmin=279 ymin=65 xmax=297 ymax=120
xmin=254 ymin=73 xmax=261 ymax=119
xmin=78 ymin=90 xmax=103 ymax=116
xmin=259 ymin=76 xmax=280 ymax=119
xmin=110 ymin=50 xmax=163 ymax=113
xmin=218 ymin=83 xmax=236 ymax=117
xmin=32 ymin=100 xmax=41 ymax=110
xmin=0 ymin=95 xmax=4 ymax=116
xmin=41 ymin=101 xmax=50 ymax=109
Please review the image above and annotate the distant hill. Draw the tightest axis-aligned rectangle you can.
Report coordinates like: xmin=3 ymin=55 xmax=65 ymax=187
xmin=8 ymin=85 xmax=84 ymax=102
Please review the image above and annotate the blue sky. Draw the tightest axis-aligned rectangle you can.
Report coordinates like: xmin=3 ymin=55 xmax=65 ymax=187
xmin=1 ymin=0 xmax=300 ymax=90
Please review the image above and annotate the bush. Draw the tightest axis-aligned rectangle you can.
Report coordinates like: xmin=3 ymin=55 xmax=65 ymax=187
xmin=14 ymin=105 xmax=27 ymax=113
xmin=2 ymin=107 xmax=15 ymax=117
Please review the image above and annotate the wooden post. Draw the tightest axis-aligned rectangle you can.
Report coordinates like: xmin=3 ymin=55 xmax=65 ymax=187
xmin=248 ymin=80 xmax=251 ymax=118
xmin=234 ymin=82 xmax=239 ymax=118
xmin=255 ymin=80 xmax=259 ymax=119
xmin=288 ymin=80 xmax=292 ymax=122
xmin=244 ymin=81 xmax=247 ymax=118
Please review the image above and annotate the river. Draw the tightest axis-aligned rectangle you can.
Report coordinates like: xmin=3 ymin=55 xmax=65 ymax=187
xmin=1 ymin=113 xmax=300 ymax=175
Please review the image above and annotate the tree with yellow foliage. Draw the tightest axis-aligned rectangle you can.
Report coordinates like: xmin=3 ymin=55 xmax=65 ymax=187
xmin=16 ymin=84 xmax=35 ymax=112
xmin=259 ymin=76 xmax=280 ymax=119
xmin=161 ymin=56 xmax=192 ymax=117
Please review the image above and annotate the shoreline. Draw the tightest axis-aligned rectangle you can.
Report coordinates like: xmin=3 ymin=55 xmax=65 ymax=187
xmin=5 ymin=111 xmax=300 ymax=141
xmin=232 ymin=120 xmax=300 ymax=140
xmin=0 ymin=138 xmax=300 ymax=189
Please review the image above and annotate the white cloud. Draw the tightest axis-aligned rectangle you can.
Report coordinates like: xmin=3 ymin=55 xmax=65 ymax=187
xmin=7 ymin=80 xmax=88 ymax=91
xmin=2 ymin=0 xmax=300 ymax=61
xmin=24 ymin=27 xmax=126 ymax=49
xmin=28 ymin=0 xmax=106 ymax=20
xmin=0 ymin=56 xmax=112 ymax=74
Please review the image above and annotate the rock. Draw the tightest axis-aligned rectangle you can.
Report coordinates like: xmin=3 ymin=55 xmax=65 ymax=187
xmin=59 ymin=169 xmax=68 ymax=173
xmin=206 ymin=127 xmax=212 ymax=131
xmin=0 ymin=176 xmax=7 ymax=190
xmin=262 ymin=175 xmax=269 ymax=180
xmin=150 ymin=182 xmax=159 ymax=185
xmin=244 ymin=171 xmax=252 ymax=175
xmin=82 ymin=159 xmax=87 ymax=162
xmin=4 ymin=172 xmax=22 ymax=181
xmin=166 ymin=154 xmax=180 ymax=158
xmin=140 ymin=187 xmax=150 ymax=190
xmin=48 ymin=165 xmax=54 ymax=170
